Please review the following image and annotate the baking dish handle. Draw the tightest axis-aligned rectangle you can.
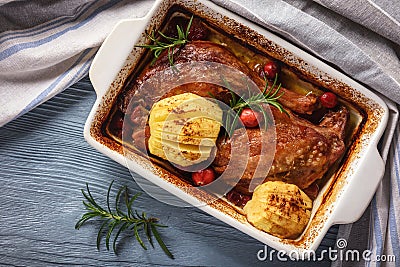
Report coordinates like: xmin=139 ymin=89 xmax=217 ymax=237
xmin=331 ymin=147 xmax=385 ymax=224
xmin=89 ymin=17 xmax=148 ymax=97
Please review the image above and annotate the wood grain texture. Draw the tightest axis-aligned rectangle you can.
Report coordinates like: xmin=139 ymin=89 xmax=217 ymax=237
xmin=0 ymin=76 xmax=337 ymax=266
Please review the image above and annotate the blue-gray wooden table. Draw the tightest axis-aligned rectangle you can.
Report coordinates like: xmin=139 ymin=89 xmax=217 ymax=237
xmin=0 ymin=76 xmax=338 ymax=266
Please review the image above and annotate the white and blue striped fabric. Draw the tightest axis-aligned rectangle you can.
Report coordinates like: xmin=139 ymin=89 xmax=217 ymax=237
xmin=1 ymin=1 xmax=399 ymax=266
xmin=369 ymin=122 xmax=400 ymax=266
xmin=0 ymin=0 xmax=153 ymax=126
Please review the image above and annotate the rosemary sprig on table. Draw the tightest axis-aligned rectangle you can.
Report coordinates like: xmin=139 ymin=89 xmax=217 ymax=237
xmin=136 ymin=16 xmax=193 ymax=65
xmin=75 ymin=181 xmax=174 ymax=259
xmin=221 ymin=75 xmax=287 ymax=136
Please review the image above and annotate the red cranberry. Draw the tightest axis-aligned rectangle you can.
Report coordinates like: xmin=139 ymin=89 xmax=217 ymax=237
xmin=263 ymin=61 xmax=280 ymax=80
xmin=320 ymin=92 xmax=338 ymax=108
xmin=239 ymin=108 xmax=261 ymax=128
xmin=192 ymin=168 xmax=215 ymax=186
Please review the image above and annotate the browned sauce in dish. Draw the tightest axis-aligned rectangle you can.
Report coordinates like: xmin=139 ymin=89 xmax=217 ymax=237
xmin=102 ymin=11 xmax=363 ymax=239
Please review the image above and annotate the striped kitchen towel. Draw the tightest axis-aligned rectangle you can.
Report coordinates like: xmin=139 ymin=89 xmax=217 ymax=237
xmin=1 ymin=1 xmax=399 ymax=266
xmin=0 ymin=0 xmax=153 ymax=127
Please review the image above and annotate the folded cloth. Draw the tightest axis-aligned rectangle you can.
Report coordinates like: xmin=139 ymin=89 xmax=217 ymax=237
xmin=1 ymin=0 xmax=399 ymax=266
xmin=0 ymin=0 xmax=154 ymax=127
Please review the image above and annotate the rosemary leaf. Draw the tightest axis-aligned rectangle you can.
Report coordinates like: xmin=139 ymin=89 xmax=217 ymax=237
xmin=97 ymin=220 xmax=109 ymax=250
xmin=115 ymin=186 xmax=125 ymax=217
xmin=135 ymin=16 xmax=193 ymax=65
xmin=124 ymin=186 xmax=131 ymax=217
xmin=75 ymin=181 xmax=174 ymax=259
xmin=144 ymin=222 xmax=154 ymax=248
xmin=82 ymin=201 xmax=96 ymax=212
xmin=82 ymin=185 xmax=104 ymax=212
xmin=185 ymin=17 xmax=193 ymax=37
xmin=259 ymin=105 xmax=270 ymax=128
xmin=106 ymin=181 xmax=114 ymax=215
xmin=105 ymin=221 xmax=116 ymax=250
xmin=158 ymin=31 xmax=177 ymax=42
xmin=176 ymin=25 xmax=185 ymax=40
xmin=168 ymin=47 xmax=174 ymax=66
xmin=113 ymin=222 xmax=128 ymax=253
xmin=151 ymin=224 xmax=175 ymax=259
xmin=134 ymin=210 xmax=143 ymax=220
xmin=134 ymin=223 xmax=147 ymax=250
xmin=127 ymin=192 xmax=141 ymax=216
xmin=76 ymin=212 xmax=98 ymax=226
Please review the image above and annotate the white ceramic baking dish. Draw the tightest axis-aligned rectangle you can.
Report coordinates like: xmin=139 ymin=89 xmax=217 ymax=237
xmin=84 ymin=0 xmax=389 ymax=256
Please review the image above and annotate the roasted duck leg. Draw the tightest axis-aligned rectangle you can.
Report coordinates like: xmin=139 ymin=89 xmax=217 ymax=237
xmin=213 ymin=106 xmax=348 ymax=192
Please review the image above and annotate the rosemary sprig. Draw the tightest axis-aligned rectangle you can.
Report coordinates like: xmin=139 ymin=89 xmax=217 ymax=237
xmin=222 ymin=75 xmax=287 ymax=136
xmin=75 ymin=181 xmax=174 ymax=259
xmin=136 ymin=16 xmax=193 ymax=65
